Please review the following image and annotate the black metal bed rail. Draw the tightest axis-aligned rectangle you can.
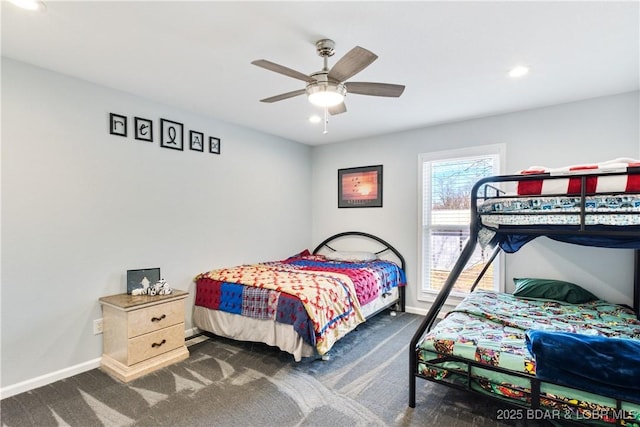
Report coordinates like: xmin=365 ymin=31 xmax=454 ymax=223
xmin=312 ymin=231 xmax=407 ymax=312
xmin=409 ymin=170 xmax=640 ymax=410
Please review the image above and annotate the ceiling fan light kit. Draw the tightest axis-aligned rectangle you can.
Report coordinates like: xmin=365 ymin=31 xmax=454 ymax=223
xmin=251 ymin=38 xmax=405 ymax=132
xmin=306 ymin=81 xmax=346 ymax=107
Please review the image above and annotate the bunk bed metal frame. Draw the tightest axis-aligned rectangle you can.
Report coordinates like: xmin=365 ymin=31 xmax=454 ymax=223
xmin=409 ymin=170 xmax=640 ymax=424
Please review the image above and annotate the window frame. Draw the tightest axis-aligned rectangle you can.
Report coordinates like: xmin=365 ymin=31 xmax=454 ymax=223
xmin=417 ymin=143 xmax=506 ymax=304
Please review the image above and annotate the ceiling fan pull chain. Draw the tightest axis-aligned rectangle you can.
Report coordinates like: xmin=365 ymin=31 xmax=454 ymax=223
xmin=323 ymin=107 xmax=329 ymax=134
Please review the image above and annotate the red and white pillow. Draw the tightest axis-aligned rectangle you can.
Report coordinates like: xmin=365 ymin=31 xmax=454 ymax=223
xmin=517 ymin=158 xmax=640 ymax=195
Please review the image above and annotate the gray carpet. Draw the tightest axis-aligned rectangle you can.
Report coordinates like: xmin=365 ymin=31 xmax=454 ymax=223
xmin=1 ymin=311 xmax=550 ymax=427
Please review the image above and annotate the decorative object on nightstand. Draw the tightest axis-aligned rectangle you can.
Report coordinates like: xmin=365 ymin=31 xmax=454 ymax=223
xmin=126 ymin=268 xmax=161 ymax=295
xmin=99 ymin=290 xmax=189 ymax=382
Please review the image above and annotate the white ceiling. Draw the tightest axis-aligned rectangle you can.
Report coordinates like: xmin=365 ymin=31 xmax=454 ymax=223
xmin=2 ymin=1 xmax=638 ymax=146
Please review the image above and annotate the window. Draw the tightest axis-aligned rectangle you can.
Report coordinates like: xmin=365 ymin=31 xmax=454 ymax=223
xmin=418 ymin=144 xmax=504 ymax=300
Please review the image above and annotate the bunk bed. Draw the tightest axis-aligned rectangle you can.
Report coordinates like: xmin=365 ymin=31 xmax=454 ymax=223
xmin=194 ymin=231 xmax=406 ymax=361
xmin=409 ymin=164 xmax=640 ymax=426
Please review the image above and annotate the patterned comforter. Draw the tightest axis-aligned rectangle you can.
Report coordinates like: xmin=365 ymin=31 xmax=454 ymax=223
xmin=417 ymin=291 xmax=640 ymax=423
xmin=195 ymin=253 xmax=405 ymax=355
xmin=418 ymin=291 xmax=640 ymax=376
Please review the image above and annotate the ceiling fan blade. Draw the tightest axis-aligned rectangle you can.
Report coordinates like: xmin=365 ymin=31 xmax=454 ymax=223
xmin=345 ymin=82 xmax=405 ymax=97
xmin=259 ymin=89 xmax=306 ymax=103
xmin=328 ymin=102 xmax=347 ymax=115
xmin=251 ymin=59 xmax=316 ymax=83
xmin=327 ymin=46 xmax=378 ymax=82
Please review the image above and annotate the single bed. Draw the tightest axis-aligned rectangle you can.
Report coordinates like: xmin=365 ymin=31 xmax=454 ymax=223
xmin=410 ymin=161 xmax=640 ymax=426
xmin=194 ymin=231 xmax=406 ymax=361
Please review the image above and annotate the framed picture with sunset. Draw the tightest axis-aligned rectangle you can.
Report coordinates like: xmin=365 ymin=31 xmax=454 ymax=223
xmin=338 ymin=165 xmax=383 ymax=208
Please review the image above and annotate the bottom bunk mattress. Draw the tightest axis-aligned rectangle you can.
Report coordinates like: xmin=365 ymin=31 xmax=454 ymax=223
xmin=194 ymin=251 xmax=406 ymax=360
xmin=416 ymin=290 xmax=640 ymax=425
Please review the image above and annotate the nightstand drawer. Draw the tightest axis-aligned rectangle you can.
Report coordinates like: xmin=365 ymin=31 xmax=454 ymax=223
xmin=127 ymin=299 xmax=184 ymax=338
xmin=127 ymin=323 xmax=184 ymax=365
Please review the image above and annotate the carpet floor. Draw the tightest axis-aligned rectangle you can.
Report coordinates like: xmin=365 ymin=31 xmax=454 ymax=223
xmin=1 ymin=311 xmax=551 ymax=427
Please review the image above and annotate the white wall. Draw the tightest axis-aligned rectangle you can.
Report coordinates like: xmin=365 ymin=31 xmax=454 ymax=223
xmin=312 ymin=91 xmax=640 ymax=313
xmin=1 ymin=58 xmax=312 ymax=391
xmin=2 ymin=57 xmax=638 ymax=396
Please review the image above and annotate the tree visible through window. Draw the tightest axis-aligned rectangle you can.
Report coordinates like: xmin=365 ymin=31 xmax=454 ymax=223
xmin=419 ymin=146 xmax=502 ymax=296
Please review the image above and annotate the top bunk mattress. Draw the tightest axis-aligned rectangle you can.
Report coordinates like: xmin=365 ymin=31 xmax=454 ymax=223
xmin=478 ymin=193 xmax=640 ymax=228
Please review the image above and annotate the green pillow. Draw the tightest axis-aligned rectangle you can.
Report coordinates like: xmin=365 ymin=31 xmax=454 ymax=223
xmin=513 ymin=277 xmax=600 ymax=304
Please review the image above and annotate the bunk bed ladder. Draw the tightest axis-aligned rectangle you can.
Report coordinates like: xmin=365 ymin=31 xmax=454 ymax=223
xmin=410 ymin=236 xmax=480 ymax=407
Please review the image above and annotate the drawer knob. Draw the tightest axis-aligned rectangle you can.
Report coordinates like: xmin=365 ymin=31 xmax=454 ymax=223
xmin=151 ymin=314 xmax=166 ymax=322
xmin=151 ymin=339 xmax=167 ymax=348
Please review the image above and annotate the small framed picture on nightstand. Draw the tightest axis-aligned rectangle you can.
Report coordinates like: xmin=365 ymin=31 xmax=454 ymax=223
xmin=126 ymin=268 xmax=160 ymax=295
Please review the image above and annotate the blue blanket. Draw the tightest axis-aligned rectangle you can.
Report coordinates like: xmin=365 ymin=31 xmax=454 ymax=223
xmin=525 ymin=330 xmax=640 ymax=403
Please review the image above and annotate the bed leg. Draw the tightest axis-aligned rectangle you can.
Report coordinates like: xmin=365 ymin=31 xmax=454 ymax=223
xmin=409 ymin=374 xmax=416 ymax=408
xmin=409 ymin=346 xmax=416 ymax=407
xmin=389 ymin=310 xmax=397 ymax=317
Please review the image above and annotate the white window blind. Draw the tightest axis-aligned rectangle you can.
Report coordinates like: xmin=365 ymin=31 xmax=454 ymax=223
xmin=418 ymin=145 xmax=504 ymax=298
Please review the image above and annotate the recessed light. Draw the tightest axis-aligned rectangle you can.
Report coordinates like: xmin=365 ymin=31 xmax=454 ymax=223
xmin=8 ymin=0 xmax=46 ymax=11
xmin=508 ymin=65 xmax=530 ymax=78
xmin=308 ymin=115 xmax=321 ymax=124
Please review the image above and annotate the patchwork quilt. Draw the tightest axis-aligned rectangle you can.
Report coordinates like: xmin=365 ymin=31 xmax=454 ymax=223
xmin=195 ymin=253 xmax=405 ymax=355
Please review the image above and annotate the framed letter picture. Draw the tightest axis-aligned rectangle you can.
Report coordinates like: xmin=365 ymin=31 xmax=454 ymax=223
xmin=160 ymin=119 xmax=184 ymax=151
xmin=134 ymin=117 xmax=153 ymax=142
xmin=338 ymin=165 xmax=383 ymax=208
xmin=190 ymin=131 xmax=204 ymax=152
xmin=109 ymin=113 xmax=127 ymax=137
xmin=209 ymin=137 xmax=221 ymax=154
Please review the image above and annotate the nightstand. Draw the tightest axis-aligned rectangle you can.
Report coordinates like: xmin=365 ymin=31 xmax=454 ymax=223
xmin=99 ymin=290 xmax=189 ymax=382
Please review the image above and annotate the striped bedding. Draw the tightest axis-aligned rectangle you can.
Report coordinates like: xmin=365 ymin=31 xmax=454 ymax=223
xmin=517 ymin=158 xmax=640 ymax=196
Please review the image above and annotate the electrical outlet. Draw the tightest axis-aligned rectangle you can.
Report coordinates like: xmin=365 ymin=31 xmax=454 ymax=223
xmin=93 ymin=318 xmax=103 ymax=335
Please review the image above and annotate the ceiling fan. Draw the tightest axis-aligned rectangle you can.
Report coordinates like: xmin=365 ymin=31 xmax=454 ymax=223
xmin=251 ymin=39 xmax=405 ymax=116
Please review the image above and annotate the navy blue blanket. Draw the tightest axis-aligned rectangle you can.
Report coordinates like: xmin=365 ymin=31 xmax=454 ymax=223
xmin=525 ymin=330 xmax=640 ymax=403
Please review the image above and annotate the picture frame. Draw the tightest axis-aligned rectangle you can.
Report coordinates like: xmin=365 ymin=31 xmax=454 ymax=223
xmin=109 ymin=113 xmax=127 ymax=137
xmin=134 ymin=117 xmax=153 ymax=142
xmin=189 ymin=130 xmax=204 ymax=152
xmin=126 ymin=268 xmax=160 ymax=295
xmin=338 ymin=165 xmax=383 ymax=208
xmin=160 ymin=118 xmax=184 ymax=151
xmin=209 ymin=137 xmax=221 ymax=154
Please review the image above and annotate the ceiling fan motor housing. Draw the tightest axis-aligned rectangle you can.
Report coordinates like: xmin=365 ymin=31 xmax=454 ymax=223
xmin=315 ymin=39 xmax=336 ymax=57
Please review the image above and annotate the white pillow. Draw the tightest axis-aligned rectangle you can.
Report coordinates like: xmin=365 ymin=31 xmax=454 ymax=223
xmin=324 ymin=251 xmax=377 ymax=262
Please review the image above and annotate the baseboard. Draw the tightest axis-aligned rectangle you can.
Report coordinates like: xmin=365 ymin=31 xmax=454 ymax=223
xmin=404 ymin=305 xmax=427 ymax=316
xmin=1 ymin=327 xmax=200 ymax=400
xmin=404 ymin=305 xmax=448 ymax=319
xmin=0 ymin=357 xmax=102 ymax=399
